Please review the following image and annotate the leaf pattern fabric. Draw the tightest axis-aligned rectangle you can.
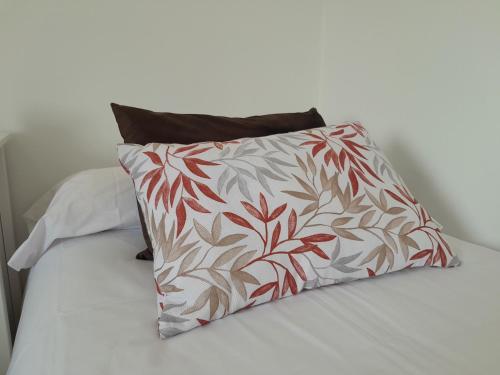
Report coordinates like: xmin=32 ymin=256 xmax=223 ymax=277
xmin=118 ymin=122 xmax=460 ymax=338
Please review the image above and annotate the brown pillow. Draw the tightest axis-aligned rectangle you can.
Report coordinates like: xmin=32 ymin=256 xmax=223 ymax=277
xmin=110 ymin=103 xmax=326 ymax=260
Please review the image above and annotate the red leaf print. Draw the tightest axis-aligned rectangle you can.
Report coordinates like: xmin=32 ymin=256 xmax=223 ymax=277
xmin=272 ymin=284 xmax=280 ymax=300
xmin=367 ymin=268 xmax=376 ymax=277
xmin=223 ymin=212 xmax=255 ymax=230
xmin=184 ymin=159 xmax=209 ymax=178
xmin=359 ymin=160 xmax=382 ymax=182
xmin=140 ymin=167 xmax=161 ymax=189
xmin=395 ymin=185 xmax=416 ymax=204
xmin=187 ymin=158 xmax=219 ymax=166
xmin=170 ymin=174 xmax=182 ymax=206
xmin=289 ymin=255 xmax=306 ymax=281
xmin=186 ymin=147 xmax=211 ymax=156
xmin=331 ymin=150 xmax=340 ymax=170
xmin=268 ymin=203 xmax=287 ymax=221
xmin=312 ymin=141 xmax=327 ymax=157
xmin=176 ymin=200 xmax=186 ymax=236
xmin=348 ymin=168 xmax=359 ymax=196
xmin=144 ymin=151 xmax=163 ymax=166
xmin=259 ymin=193 xmax=269 ymax=218
xmin=291 ymin=243 xmax=316 ymax=254
xmin=341 ymin=132 xmax=357 ymax=139
xmin=250 ymin=282 xmax=277 ymax=299
xmin=174 ymin=144 xmax=198 ymax=154
xmin=324 ymin=149 xmax=333 ymax=165
xmin=339 ymin=149 xmax=347 ymax=170
xmin=385 ymin=189 xmax=408 ymax=206
xmin=155 ymin=280 xmax=162 ymax=295
xmin=301 ymin=140 xmax=321 ymax=146
xmin=288 ymin=209 xmax=297 ymax=238
xmin=291 ymin=243 xmax=332 ymax=259
xmin=330 ymin=129 xmax=344 ymax=136
xmin=155 ymin=181 xmax=167 ymax=208
xmin=343 ymin=140 xmax=367 ymax=159
xmin=147 ymin=169 xmax=162 ymax=201
xmin=410 ymin=249 xmax=433 ymax=261
xmin=184 ymin=197 xmax=210 ymax=213
xmin=195 ymin=182 xmax=226 ymax=203
xmin=285 ymin=270 xmax=298 ymax=295
xmin=433 ymin=244 xmax=446 ymax=267
xmin=197 ymin=318 xmax=210 ymax=326
xmin=354 ymin=168 xmax=375 ymax=187
xmin=161 ymin=184 xmax=169 ymax=211
xmin=241 ymin=201 xmax=264 ymax=221
xmin=182 ymin=175 xmax=198 ymax=198
xmin=301 ymin=234 xmax=336 ymax=243
xmin=271 ymin=222 xmax=281 ymax=250
xmin=282 ymin=274 xmax=290 ymax=296
xmin=310 ymin=245 xmax=330 ymax=260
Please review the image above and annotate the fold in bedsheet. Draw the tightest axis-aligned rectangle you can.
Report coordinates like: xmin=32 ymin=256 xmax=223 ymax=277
xmin=7 ymin=229 xmax=500 ymax=375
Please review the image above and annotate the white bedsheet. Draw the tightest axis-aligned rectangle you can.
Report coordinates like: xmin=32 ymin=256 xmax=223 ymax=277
xmin=7 ymin=229 xmax=500 ymax=375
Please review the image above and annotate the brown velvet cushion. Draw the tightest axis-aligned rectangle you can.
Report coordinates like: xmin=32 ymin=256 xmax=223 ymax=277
xmin=110 ymin=103 xmax=326 ymax=261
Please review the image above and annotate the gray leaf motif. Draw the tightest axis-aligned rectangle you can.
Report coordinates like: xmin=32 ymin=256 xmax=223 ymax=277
xmin=160 ymin=313 xmax=189 ymax=323
xmin=217 ymin=168 xmax=230 ymax=194
xmin=160 ymin=327 xmax=185 ymax=338
xmin=237 ymin=176 xmax=252 ymax=200
xmin=331 ymin=252 xmax=362 ymax=273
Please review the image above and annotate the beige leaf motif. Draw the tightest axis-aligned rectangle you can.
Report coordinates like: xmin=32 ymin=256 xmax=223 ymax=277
xmin=231 ymin=274 xmax=247 ymax=300
xmin=157 ymin=266 xmax=173 ymax=285
xmin=387 ymin=207 xmax=406 ymax=215
xmin=383 ymin=231 xmax=398 ymax=252
xmin=212 ymin=246 xmax=246 ymax=268
xmin=282 ymin=190 xmax=317 ymax=201
xmin=231 ymin=250 xmax=257 ymax=270
xmin=330 ymin=173 xmax=340 ymax=198
xmin=216 ymin=288 xmax=230 ymax=314
xmin=331 ymin=217 xmax=353 ymax=227
xmin=359 ymin=210 xmax=376 ymax=227
xmin=293 ymin=174 xmax=317 ymax=197
xmin=212 ymin=214 xmax=222 ymax=243
xmin=333 ymin=227 xmax=362 ymax=241
xmin=216 ymin=234 xmax=247 ymax=247
xmin=366 ymin=191 xmax=382 ymax=211
xmin=233 ymin=270 xmax=259 ymax=285
xmin=161 ymin=284 xmax=183 ymax=293
xmin=209 ymin=287 xmax=219 ymax=319
xmin=181 ymin=287 xmax=211 ymax=316
xmin=385 ymin=216 xmax=407 ymax=231
xmin=301 ymin=201 xmax=319 ymax=216
xmin=208 ymin=269 xmax=231 ymax=291
xmin=295 ymin=155 xmax=308 ymax=174
xmin=399 ymin=221 xmax=415 ymax=235
xmin=178 ymin=248 xmax=200 ymax=274
xmin=320 ymin=166 xmax=329 ymax=190
xmin=379 ymin=190 xmax=388 ymax=211
xmin=194 ymin=220 xmax=213 ymax=245
xmin=306 ymin=153 xmax=317 ymax=175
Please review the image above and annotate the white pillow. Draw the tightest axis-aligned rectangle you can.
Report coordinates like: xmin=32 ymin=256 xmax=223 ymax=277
xmin=8 ymin=167 xmax=141 ymax=270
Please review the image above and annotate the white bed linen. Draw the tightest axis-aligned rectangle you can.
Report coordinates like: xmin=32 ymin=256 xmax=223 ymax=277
xmin=7 ymin=229 xmax=500 ymax=375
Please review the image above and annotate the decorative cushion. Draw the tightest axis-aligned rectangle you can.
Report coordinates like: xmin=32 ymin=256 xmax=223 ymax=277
xmin=111 ymin=103 xmax=326 ymax=260
xmin=118 ymin=122 xmax=460 ymax=338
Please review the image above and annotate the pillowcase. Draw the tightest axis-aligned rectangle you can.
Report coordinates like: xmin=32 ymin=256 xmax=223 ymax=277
xmin=8 ymin=167 xmax=141 ymax=271
xmin=118 ymin=122 xmax=460 ymax=338
xmin=111 ymin=103 xmax=327 ymax=261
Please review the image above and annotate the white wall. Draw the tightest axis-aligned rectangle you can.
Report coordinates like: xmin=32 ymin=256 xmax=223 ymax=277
xmin=0 ymin=0 xmax=323 ymax=245
xmin=0 ymin=0 xmax=499 ymax=251
xmin=318 ymin=0 xmax=500 ymax=250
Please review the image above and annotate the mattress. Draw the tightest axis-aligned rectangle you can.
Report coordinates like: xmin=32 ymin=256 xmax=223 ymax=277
xmin=7 ymin=229 xmax=500 ymax=375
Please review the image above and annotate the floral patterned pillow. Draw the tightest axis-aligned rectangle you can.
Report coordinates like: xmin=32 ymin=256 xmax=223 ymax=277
xmin=118 ymin=123 xmax=460 ymax=338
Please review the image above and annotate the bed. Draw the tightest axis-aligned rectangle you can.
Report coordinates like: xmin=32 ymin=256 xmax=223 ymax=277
xmin=7 ymin=228 xmax=500 ymax=375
